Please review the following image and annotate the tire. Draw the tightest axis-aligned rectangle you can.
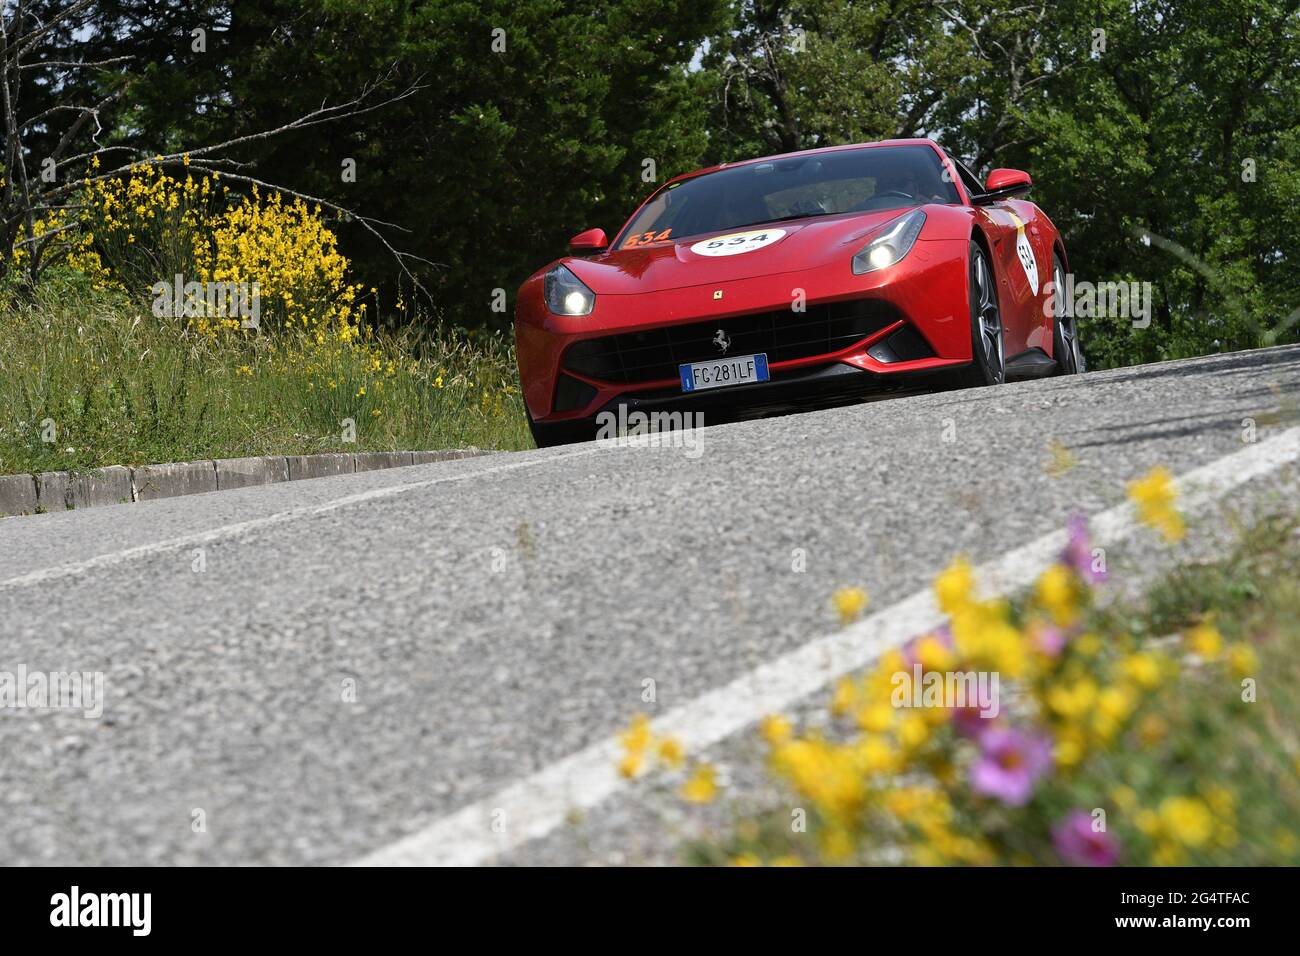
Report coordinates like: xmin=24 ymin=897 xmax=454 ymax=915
xmin=954 ymin=240 xmax=1006 ymax=387
xmin=525 ymin=405 xmax=594 ymax=448
xmin=1050 ymin=253 xmax=1085 ymax=374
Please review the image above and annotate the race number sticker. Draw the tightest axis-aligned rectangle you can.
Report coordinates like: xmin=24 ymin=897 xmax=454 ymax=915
xmin=690 ymin=229 xmax=786 ymax=257
xmin=1005 ymin=211 xmax=1039 ymax=295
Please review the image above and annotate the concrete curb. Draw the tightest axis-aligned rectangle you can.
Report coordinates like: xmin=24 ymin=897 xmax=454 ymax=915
xmin=0 ymin=473 xmax=38 ymax=516
xmin=0 ymin=448 xmax=487 ymax=517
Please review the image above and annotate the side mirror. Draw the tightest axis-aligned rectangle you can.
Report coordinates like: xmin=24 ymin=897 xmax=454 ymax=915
xmin=568 ymin=228 xmax=608 ymax=253
xmin=973 ymin=168 xmax=1033 ymax=204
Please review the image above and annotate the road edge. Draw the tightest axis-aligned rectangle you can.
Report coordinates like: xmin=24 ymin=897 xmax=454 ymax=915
xmin=0 ymin=449 xmax=490 ymax=518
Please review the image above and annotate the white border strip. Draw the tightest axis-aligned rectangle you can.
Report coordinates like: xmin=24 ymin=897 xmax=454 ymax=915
xmin=353 ymin=427 xmax=1300 ymax=866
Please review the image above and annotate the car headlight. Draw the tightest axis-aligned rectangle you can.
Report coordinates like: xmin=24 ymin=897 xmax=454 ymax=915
xmin=544 ymin=264 xmax=596 ymax=316
xmin=852 ymin=209 xmax=926 ymax=275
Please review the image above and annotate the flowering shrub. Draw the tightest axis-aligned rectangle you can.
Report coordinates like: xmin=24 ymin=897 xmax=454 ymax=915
xmin=66 ymin=162 xmax=365 ymax=342
xmin=0 ymin=164 xmax=530 ymax=474
xmin=196 ymin=185 xmax=364 ymax=341
xmin=619 ymin=468 xmax=1297 ymax=866
xmin=10 ymin=210 xmax=112 ymax=286
xmin=8 ymin=163 xmax=436 ymax=444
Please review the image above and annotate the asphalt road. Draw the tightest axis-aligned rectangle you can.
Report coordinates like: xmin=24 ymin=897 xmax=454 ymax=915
xmin=2 ymin=345 xmax=1299 ymax=866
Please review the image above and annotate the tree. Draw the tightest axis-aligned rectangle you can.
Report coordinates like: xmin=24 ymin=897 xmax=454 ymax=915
xmin=1013 ymin=0 xmax=1300 ymax=364
xmin=1 ymin=0 xmax=419 ymax=286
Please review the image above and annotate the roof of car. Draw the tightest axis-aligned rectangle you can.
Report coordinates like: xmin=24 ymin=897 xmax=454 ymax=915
xmin=662 ymin=138 xmax=945 ymax=187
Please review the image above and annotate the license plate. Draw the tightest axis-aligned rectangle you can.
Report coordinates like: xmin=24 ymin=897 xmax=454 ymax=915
xmin=679 ymin=353 xmax=769 ymax=393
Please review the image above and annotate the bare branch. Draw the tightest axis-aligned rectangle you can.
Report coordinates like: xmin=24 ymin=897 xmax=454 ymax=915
xmin=20 ymin=54 xmax=133 ymax=71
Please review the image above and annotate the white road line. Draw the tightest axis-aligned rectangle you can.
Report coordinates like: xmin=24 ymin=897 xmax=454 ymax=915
xmin=0 ymin=446 xmax=605 ymax=590
xmin=353 ymin=426 xmax=1300 ymax=866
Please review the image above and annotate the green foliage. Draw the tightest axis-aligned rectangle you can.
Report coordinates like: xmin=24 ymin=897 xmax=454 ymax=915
xmin=1015 ymin=0 xmax=1300 ymax=366
xmin=0 ymin=270 xmax=529 ymax=475
xmin=10 ymin=0 xmax=1300 ymax=368
xmin=696 ymin=0 xmax=1300 ymax=368
xmin=85 ymin=0 xmax=729 ymax=325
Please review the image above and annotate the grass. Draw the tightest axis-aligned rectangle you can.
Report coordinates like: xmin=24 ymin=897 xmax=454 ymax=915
xmin=684 ymin=509 xmax=1300 ymax=866
xmin=0 ymin=270 xmax=532 ymax=475
xmin=1088 ymin=511 xmax=1300 ymax=864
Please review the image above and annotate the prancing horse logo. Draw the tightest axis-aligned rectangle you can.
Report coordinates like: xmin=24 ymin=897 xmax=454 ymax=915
xmin=712 ymin=329 xmax=731 ymax=354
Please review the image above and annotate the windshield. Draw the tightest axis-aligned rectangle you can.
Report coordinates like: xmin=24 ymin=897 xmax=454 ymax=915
xmin=617 ymin=145 xmax=959 ymax=250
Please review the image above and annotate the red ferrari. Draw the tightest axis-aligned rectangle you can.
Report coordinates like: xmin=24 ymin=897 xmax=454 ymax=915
xmin=514 ymin=138 xmax=1082 ymax=447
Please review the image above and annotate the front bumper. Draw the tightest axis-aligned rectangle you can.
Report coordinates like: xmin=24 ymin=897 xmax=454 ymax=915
xmin=588 ymin=361 xmax=931 ymax=424
xmin=516 ymin=238 xmax=971 ymax=423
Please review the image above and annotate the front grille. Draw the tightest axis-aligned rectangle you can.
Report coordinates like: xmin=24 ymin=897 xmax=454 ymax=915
xmin=562 ymin=298 xmax=901 ymax=385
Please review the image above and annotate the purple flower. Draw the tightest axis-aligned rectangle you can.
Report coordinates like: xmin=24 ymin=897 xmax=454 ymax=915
xmin=1034 ymin=624 xmax=1068 ymax=658
xmin=951 ymin=704 xmax=995 ymax=740
xmin=969 ymin=727 xmax=1053 ymax=806
xmin=1062 ymin=514 xmax=1107 ymax=584
xmin=1053 ymin=810 xmax=1120 ymax=867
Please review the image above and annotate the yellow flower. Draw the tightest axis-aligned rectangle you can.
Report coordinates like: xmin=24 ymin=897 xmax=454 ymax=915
xmin=1225 ymin=642 xmax=1257 ymax=679
xmin=1045 ymin=439 xmax=1077 ymax=477
xmin=934 ymin=556 xmax=975 ymax=614
xmin=830 ymin=676 xmax=857 ymax=717
xmin=855 ymin=701 xmax=895 ymax=733
xmin=235 ymin=365 xmax=252 ymax=376
xmin=1185 ymin=620 xmax=1223 ymax=660
xmin=1097 ymin=684 xmax=1136 ymax=721
xmin=1127 ymin=466 xmax=1185 ymax=541
xmin=1137 ymin=713 xmax=1167 ymax=748
xmin=760 ymin=714 xmax=793 ymax=745
xmin=832 ymin=587 xmax=869 ymax=624
xmin=730 ymin=853 xmax=762 ymax=867
xmin=1272 ymin=829 xmax=1298 ymax=856
xmin=618 ymin=751 xmax=643 ymax=779
xmin=1047 ymin=677 xmax=1098 ymax=720
xmin=1075 ymin=632 xmax=1103 ymax=657
xmin=1093 ymin=684 xmax=1136 ymax=740
xmin=657 ymin=736 xmax=685 ymax=768
xmin=855 ymin=735 xmax=897 ymax=773
xmin=1157 ymin=796 xmax=1213 ymax=848
xmin=1035 ymin=563 xmax=1079 ymax=625
xmin=1110 ymin=785 xmax=1138 ymax=812
xmin=619 ymin=713 xmax=653 ymax=755
xmin=1201 ymin=785 xmax=1236 ymax=818
xmin=1120 ymin=652 xmax=1163 ymax=690
xmin=914 ymin=634 xmax=956 ymax=672
xmin=897 ymin=713 xmax=930 ymax=750
xmin=1152 ymin=841 xmax=1186 ymax=866
xmin=1054 ymin=725 xmax=1087 ymax=767
xmin=680 ymin=763 xmax=719 ymax=804
xmin=818 ymin=826 xmax=855 ymax=862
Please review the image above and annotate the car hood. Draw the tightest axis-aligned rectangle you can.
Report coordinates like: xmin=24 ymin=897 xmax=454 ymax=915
xmin=563 ymin=209 xmax=915 ymax=295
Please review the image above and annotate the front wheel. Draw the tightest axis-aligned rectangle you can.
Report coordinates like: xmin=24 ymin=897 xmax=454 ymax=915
xmin=1050 ymin=254 xmax=1085 ymax=374
xmin=954 ymin=240 xmax=1006 ymax=387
